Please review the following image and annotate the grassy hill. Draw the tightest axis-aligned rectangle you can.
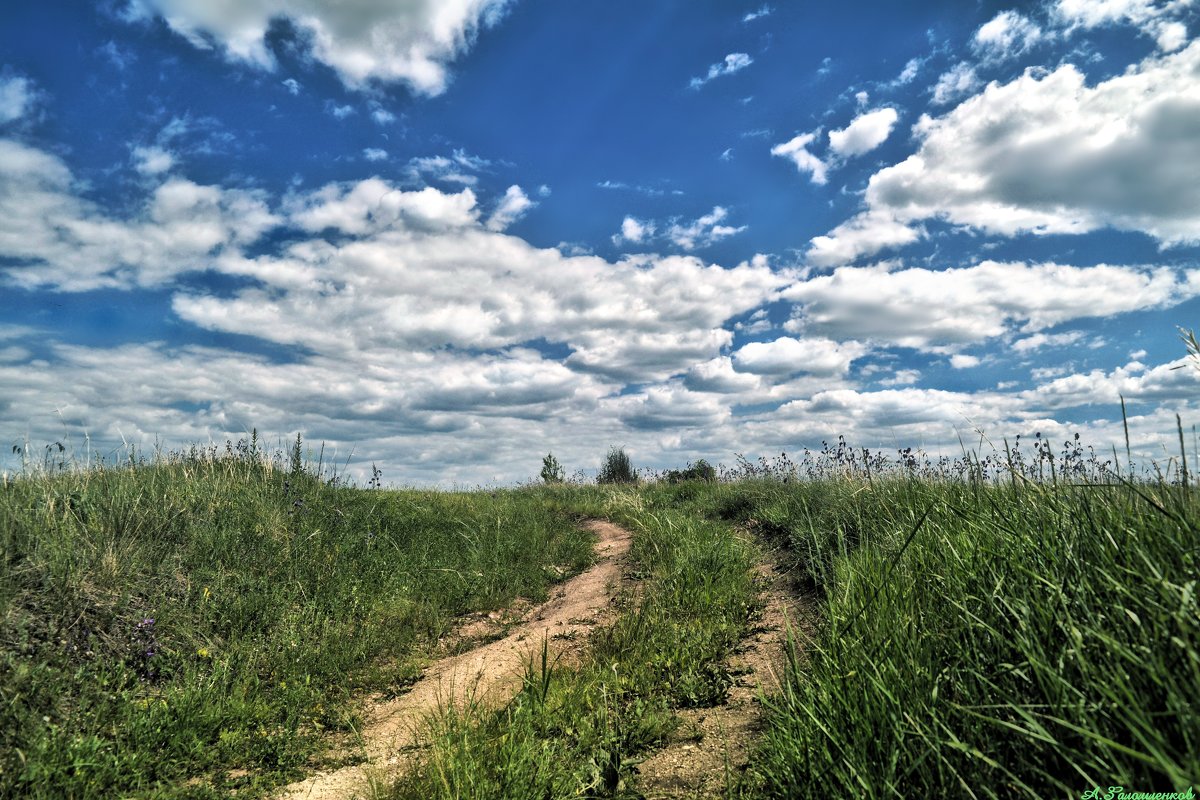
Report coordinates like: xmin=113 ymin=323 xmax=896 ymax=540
xmin=2 ymin=437 xmax=1196 ymax=798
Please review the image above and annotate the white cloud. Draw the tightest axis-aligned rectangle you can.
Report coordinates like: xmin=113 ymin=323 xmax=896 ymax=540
xmin=931 ymin=62 xmax=980 ymax=105
xmin=815 ymin=41 xmax=1200 ymax=263
xmin=949 ymin=354 xmax=980 ymax=369
xmin=0 ymin=139 xmax=278 ymax=290
xmin=1012 ymin=330 xmax=1085 ymax=353
xmin=618 ymin=216 xmax=653 ymax=243
xmin=667 ymin=206 xmax=747 ymax=250
xmin=0 ymin=75 xmax=32 ymax=124
xmin=609 ymin=383 xmax=729 ymax=431
xmin=1028 ymin=357 xmax=1200 ymax=409
xmin=893 ymin=57 xmax=923 ymax=86
xmin=286 ymin=178 xmax=479 ymax=234
xmin=690 ymin=52 xmax=753 ymax=89
xmin=828 ymin=107 xmax=899 ymax=158
xmin=683 ymin=356 xmax=761 ymax=393
xmin=743 ymin=5 xmax=773 ymax=23
xmin=407 ymin=150 xmax=490 ymax=186
xmin=971 ymin=10 xmax=1044 ymax=62
xmin=1053 ymin=0 xmax=1195 ymax=51
xmin=282 ymin=77 xmax=301 ymax=95
xmin=485 ymin=184 xmax=535 ymax=231
xmin=770 ymin=132 xmax=827 ymax=184
xmin=164 ymin=179 xmax=785 ymax=384
xmin=879 ymin=368 xmax=921 ymax=386
xmin=783 ymin=261 xmax=1200 ymax=350
xmin=614 ymin=207 xmax=746 ymax=251
xmin=1154 ymin=19 xmax=1190 ymax=51
xmin=131 ymin=145 xmax=176 ymax=176
xmin=806 ymin=211 xmax=921 ymax=267
xmin=362 ymin=147 xmax=388 ymax=162
xmin=123 ymin=0 xmax=513 ymax=94
xmin=732 ymin=336 xmax=868 ymax=376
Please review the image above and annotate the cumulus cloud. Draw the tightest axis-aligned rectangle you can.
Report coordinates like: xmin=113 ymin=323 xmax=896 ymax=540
xmin=131 ymin=145 xmax=176 ymax=175
xmin=782 ymin=261 xmax=1200 ymax=350
xmin=1052 ymin=0 xmax=1194 ymax=50
xmin=0 ymin=75 xmax=32 ymax=124
xmin=618 ymin=216 xmax=653 ymax=243
xmin=931 ymin=62 xmax=980 ymax=105
xmin=828 ymin=107 xmax=899 ymax=158
xmin=159 ymin=179 xmax=785 ymax=384
xmin=732 ymin=336 xmax=868 ymax=376
xmin=690 ymin=53 xmax=753 ymax=89
xmin=123 ymin=0 xmax=512 ymax=94
xmin=811 ymin=41 xmax=1200 ymax=263
xmin=770 ymin=132 xmax=827 ymax=184
xmin=485 ymin=184 xmax=535 ymax=231
xmin=609 ymin=383 xmax=729 ymax=431
xmin=683 ymin=356 xmax=762 ymax=393
xmin=362 ymin=147 xmax=388 ymax=161
xmin=949 ymin=354 xmax=980 ymax=369
xmin=971 ymin=10 xmax=1044 ymax=62
xmin=0 ymin=139 xmax=278 ymax=290
xmin=286 ymin=178 xmax=479 ymax=234
xmin=806 ymin=212 xmax=921 ymax=267
xmin=1029 ymin=357 xmax=1200 ymax=409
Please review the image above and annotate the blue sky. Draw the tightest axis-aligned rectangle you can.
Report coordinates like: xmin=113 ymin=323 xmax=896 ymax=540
xmin=2 ymin=0 xmax=1199 ymax=483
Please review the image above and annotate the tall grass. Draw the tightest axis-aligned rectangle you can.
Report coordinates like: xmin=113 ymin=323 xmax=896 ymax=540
xmin=718 ymin=472 xmax=1198 ymax=796
xmin=0 ymin=441 xmax=593 ymax=798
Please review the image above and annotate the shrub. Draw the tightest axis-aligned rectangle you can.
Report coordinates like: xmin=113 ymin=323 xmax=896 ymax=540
xmin=597 ymin=447 xmax=636 ymax=485
xmin=539 ymin=453 xmax=565 ymax=484
xmin=663 ymin=459 xmax=717 ymax=484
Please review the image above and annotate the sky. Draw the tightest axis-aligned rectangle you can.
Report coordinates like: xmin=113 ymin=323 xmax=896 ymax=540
xmin=1 ymin=0 xmax=1199 ymax=484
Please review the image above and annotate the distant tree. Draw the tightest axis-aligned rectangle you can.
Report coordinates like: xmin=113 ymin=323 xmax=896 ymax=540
xmin=540 ymin=452 xmax=565 ymax=484
xmin=597 ymin=447 xmax=637 ymax=485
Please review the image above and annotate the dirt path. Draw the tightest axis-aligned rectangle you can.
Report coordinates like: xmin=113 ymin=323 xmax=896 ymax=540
xmin=635 ymin=540 xmax=816 ymax=799
xmin=278 ymin=520 xmax=632 ymax=800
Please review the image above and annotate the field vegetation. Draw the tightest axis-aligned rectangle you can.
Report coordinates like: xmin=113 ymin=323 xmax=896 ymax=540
xmin=0 ymin=436 xmax=593 ymax=798
xmin=2 ymin=428 xmax=1197 ymax=798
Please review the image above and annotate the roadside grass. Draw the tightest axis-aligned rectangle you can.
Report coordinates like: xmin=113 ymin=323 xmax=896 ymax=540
xmin=388 ymin=483 xmax=759 ymax=799
xmin=708 ymin=472 xmax=1199 ymax=796
xmin=0 ymin=441 xmax=593 ymax=799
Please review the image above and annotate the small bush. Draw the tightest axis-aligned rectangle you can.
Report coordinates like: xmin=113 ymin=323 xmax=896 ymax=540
xmin=663 ymin=459 xmax=717 ymax=484
xmin=596 ymin=447 xmax=636 ymax=485
xmin=539 ymin=453 xmax=565 ymax=484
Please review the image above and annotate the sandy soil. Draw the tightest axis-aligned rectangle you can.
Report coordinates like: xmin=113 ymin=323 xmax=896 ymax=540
xmin=634 ymin=541 xmax=816 ymax=799
xmin=277 ymin=519 xmax=632 ymax=800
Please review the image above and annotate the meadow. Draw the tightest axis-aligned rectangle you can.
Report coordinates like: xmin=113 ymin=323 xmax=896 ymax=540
xmin=1 ymin=432 xmax=1196 ymax=798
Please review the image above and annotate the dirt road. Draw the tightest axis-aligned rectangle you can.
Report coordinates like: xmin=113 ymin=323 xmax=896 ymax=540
xmin=279 ymin=519 xmax=632 ymax=800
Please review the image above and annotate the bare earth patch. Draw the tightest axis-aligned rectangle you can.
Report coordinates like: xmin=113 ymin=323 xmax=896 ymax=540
xmin=278 ymin=520 xmax=631 ymax=800
xmin=634 ymin=540 xmax=817 ymax=799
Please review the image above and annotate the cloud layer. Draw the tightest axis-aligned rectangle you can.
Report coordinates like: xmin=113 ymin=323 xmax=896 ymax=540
xmin=124 ymin=0 xmax=512 ymax=93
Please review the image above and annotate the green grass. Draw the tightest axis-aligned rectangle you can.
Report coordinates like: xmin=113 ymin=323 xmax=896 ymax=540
xmin=389 ymin=484 xmax=760 ymax=799
xmin=0 ymin=443 xmax=593 ymax=798
xmin=707 ymin=475 xmax=1199 ymax=797
xmin=5 ymin=437 xmax=1197 ymax=798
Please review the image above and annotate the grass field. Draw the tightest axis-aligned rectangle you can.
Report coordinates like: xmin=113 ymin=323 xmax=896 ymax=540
xmin=2 ymin=436 xmax=1197 ymax=798
xmin=0 ymin=438 xmax=593 ymax=798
